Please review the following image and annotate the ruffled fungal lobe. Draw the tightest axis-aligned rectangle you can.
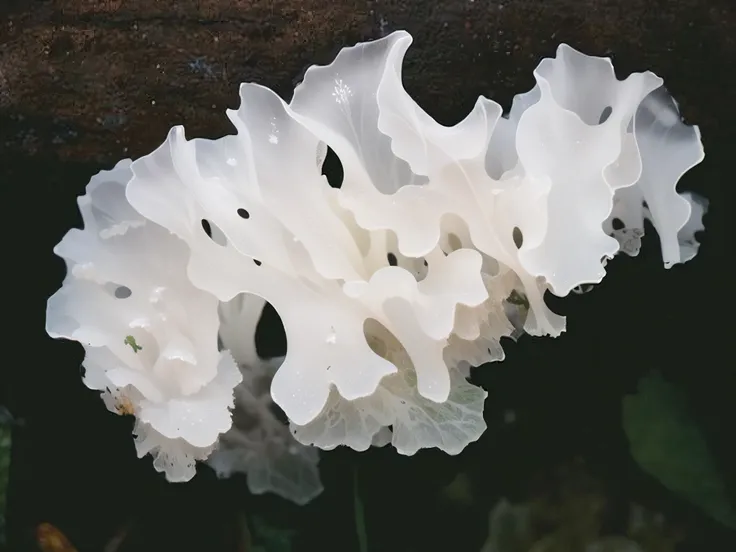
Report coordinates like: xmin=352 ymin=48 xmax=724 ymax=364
xmin=46 ymin=161 xmax=241 ymax=481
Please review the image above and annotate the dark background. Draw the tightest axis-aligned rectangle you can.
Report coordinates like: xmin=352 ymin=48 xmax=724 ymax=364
xmin=1 ymin=1 xmax=733 ymax=551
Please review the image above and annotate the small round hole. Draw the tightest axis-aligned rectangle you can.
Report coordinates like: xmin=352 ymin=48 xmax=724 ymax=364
xmin=114 ymin=285 xmax=132 ymax=299
xmin=598 ymin=106 xmax=612 ymax=124
xmin=253 ymin=258 xmax=262 ymax=266
xmin=237 ymin=208 xmax=250 ymax=219
xmin=387 ymin=253 xmax=397 ymax=266
xmin=611 ymin=218 xmax=625 ymax=230
xmin=512 ymin=227 xmax=523 ymax=249
xmin=201 ymin=218 xmax=212 ymax=238
xmin=321 ymin=146 xmax=344 ymax=189
xmin=201 ymin=218 xmax=227 ymax=246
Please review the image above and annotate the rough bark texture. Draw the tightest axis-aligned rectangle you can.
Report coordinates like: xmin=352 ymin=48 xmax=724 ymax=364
xmin=2 ymin=1 xmax=732 ymax=552
xmin=1 ymin=0 xmax=734 ymax=162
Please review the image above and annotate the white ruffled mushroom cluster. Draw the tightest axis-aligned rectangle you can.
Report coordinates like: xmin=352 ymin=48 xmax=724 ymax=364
xmin=46 ymin=31 xmax=707 ymax=502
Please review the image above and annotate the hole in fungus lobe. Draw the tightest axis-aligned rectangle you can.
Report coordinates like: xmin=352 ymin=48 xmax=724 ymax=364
xmin=512 ymin=227 xmax=523 ymax=249
xmin=321 ymin=146 xmax=344 ymax=189
xmin=114 ymin=285 xmax=132 ymax=299
xmin=598 ymin=105 xmax=613 ymax=124
xmin=255 ymin=301 xmax=286 ymax=359
xmin=611 ymin=217 xmax=625 ymax=230
xmin=201 ymin=218 xmax=212 ymax=237
xmin=104 ymin=282 xmax=131 ymax=299
xmin=253 ymin=259 xmax=262 ymax=266
xmin=201 ymin=218 xmax=228 ymax=246
xmin=237 ymin=208 xmax=250 ymax=219
xmin=387 ymin=252 xmax=398 ymax=266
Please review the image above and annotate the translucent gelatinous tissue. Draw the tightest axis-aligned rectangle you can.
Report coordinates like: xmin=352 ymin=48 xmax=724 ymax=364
xmin=46 ymin=31 xmax=707 ymax=498
xmin=46 ymin=160 xmax=240 ymax=482
xmin=207 ymin=293 xmax=323 ymax=505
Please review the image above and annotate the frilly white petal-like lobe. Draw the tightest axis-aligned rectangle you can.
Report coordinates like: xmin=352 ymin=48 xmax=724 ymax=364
xmin=227 ymin=83 xmax=365 ymax=281
xmin=291 ymin=31 xmax=425 ymax=195
xmin=513 ymin=45 xmax=663 ymax=295
xmin=291 ymin=320 xmax=487 ymax=455
xmin=137 ymin=351 xmax=240 ymax=448
xmin=133 ymin=420 xmax=215 ymax=483
xmin=46 ymin=161 xmax=241 ymax=481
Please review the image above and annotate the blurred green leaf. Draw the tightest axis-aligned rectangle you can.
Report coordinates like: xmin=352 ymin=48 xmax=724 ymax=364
xmin=623 ymin=372 xmax=736 ymax=529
